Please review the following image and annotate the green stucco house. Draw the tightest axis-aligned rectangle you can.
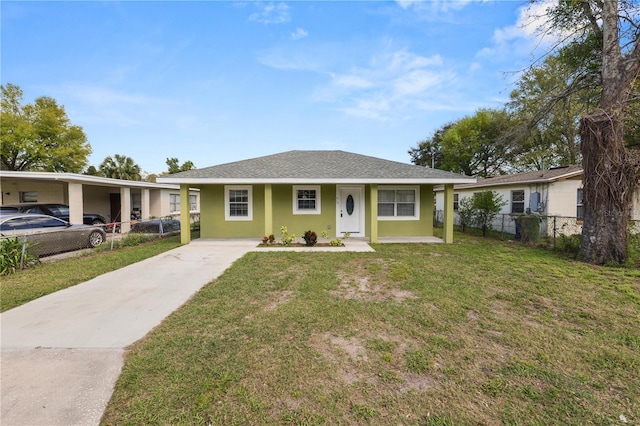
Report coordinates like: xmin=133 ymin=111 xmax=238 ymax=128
xmin=157 ymin=150 xmax=475 ymax=244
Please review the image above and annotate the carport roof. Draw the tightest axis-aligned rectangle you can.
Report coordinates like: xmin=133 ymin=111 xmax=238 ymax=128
xmin=0 ymin=171 xmax=188 ymax=190
xmin=157 ymin=150 xmax=475 ymax=185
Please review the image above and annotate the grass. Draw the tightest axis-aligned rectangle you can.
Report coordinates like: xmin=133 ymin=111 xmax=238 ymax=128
xmin=0 ymin=235 xmax=183 ymax=312
xmin=101 ymin=234 xmax=640 ymax=425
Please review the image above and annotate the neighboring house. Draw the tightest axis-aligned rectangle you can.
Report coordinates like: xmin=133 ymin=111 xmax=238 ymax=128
xmin=0 ymin=171 xmax=199 ymax=233
xmin=434 ymin=165 xmax=640 ymax=235
xmin=157 ymin=150 xmax=475 ymax=244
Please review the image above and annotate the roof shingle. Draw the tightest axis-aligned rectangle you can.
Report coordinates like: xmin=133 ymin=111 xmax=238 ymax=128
xmin=158 ymin=150 xmax=475 ymax=184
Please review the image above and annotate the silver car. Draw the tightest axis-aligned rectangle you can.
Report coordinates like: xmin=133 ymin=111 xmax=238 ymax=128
xmin=0 ymin=213 xmax=106 ymax=257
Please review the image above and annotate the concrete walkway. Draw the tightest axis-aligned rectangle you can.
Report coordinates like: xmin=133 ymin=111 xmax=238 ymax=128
xmin=0 ymin=239 xmax=258 ymax=426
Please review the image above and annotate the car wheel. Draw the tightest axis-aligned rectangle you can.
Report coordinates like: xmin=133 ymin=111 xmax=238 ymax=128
xmin=88 ymin=231 xmax=105 ymax=248
xmin=92 ymin=219 xmax=105 ymax=225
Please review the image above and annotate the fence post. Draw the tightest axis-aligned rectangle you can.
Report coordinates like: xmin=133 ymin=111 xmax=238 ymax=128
xmin=553 ymin=216 xmax=557 ymax=248
xmin=110 ymin=223 xmax=118 ymax=250
xmin=20 ymin=236 xmax=28 ymax=270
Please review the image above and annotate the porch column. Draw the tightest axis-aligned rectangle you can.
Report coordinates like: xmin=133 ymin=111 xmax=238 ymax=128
xmin=264 ymin=184 xmax=273 ymax=237
xmin=369 ymin=184 xmax=378 ymax=243
xmin=180 ymin=184 xmax=191 ymax=244
xmin=443 ymin=184 xmax=454 ymax=244
xmin=120 ymin=187 xmax=131 ymax=233
xmin=141 ymin=188 xmax=150 ymax=220
xmin=67 ymin=182 xmax=84 ymax=225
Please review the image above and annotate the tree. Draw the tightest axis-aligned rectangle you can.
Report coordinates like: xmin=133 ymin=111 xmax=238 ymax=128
xmin=470 ymin=191 xmax=508 ymax=237
xmin=507 ymin=54 xmax=598 ymax=171
xmin=457 ymin=196 xmax=474 ymax=233
xmin=542 ymin=0 xmax=640 ymax=264
xmin=1 ymin=83 xmax=91 ymax=172
xmin=166 ymin=157 xmax=195 ymax=174
xmin=408 ymin=124 xmax=452 ymax=169
xmin=98 ymin=154 xmax=142 ymax=181
xmin=84 ymin=165 xmax=99 ymax=176
xmin=440 ymin=109 xmax=513 ymax=177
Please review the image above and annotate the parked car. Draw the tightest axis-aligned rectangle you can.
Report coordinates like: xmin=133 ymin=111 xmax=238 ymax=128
xmin=0 ymin=203 xmax=107 ymax=225
xmin=131 ymin=218 xmax=181 ymax=235
xmin=0 ymin=213 xmax=106 ymax=257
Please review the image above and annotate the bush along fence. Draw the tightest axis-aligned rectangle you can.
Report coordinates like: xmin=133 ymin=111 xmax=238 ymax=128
xmin=0 ymin=213 xmax=200 ymax=274
xmin=435 ymin=210 xmax=640 ymax=249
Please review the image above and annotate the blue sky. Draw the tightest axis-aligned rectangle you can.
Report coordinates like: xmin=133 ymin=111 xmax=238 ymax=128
xmin=1 ymin=0 xmax=550 ymax=175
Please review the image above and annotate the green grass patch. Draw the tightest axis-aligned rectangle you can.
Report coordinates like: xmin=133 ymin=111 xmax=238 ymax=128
xmin=0 ymin=236 xmax=182 ymax=312
xmin=101 ymin=234 xmax=640 ymax=425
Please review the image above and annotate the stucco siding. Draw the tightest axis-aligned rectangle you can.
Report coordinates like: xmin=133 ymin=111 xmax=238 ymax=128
xmin=1 ymin=179 xmax=65 ymax=204
xmin=546 ymin=178 xmax=582 ymax=217
xmin=378 ymin=184 xmax=433 ymax=237
xmin=271 ymin=184 xmax=338 ymax=237
xmin=200 ymin=185 xmax=264 ymax=238
xmin=632 ymin=190 xmax=640 ymax=221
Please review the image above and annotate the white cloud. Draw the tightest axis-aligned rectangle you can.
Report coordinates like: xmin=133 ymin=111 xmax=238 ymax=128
xmin=396 ymin=0 xmax=473 ymax=13
xmin=476 ymin=0 xmax=564 ymax=60
xmin=291 ymin=27 xmax=308 ymax=40
xmin=316 ymin=48 xmax=455 ymax=121
xmin=249 ymin=2 xmax=290 ymax=24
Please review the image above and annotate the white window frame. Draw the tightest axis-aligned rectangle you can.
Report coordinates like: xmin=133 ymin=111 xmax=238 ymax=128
xmin=20 ymin=192 xmax=38 ymax=202
xmin=577 ymin=188 xmax=584 ymax=220
xmin=225 ymin=185 xmax=253 ymax=221
xmin=377 ymin=186 xmax=420 ymax=221
xmin=511 ymin=190 xmax=525 ymax=214
xmin=292 ymin=185 xmax=321 ymax=215
xmin=169 ymin=193 xmax=180 ymax=213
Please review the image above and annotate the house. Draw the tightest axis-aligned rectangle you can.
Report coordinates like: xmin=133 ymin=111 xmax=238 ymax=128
xmin=156 ymin=150 xmax=475 ymax=244
xmin=434 ymin=165 xmax=640 ymax=235
xmin=0 ymin=171 xmax=200 ymax=233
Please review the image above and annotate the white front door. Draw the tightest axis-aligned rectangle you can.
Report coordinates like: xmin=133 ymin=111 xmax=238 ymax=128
xmin=337 ymin=186 xmax=364 ymax=236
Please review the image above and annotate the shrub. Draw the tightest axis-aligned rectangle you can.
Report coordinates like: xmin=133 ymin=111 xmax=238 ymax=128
xmin=122 ymin=233 xmax=151 ymax=247
xmin=556 ymin=233 xmax=581 ymax=255
xmin=470 ymin=191 xmax=508 ymax=236
xmin=457 ymin=196 xmax=474 ymax=233
xmin=329 ymin=239 xmax=343 ymax=246
xmin=302 ymin=230 xmax=317 ymax=246
xmin=280 ymin=226 xmax=296 ymax=246
xmin=1 ymin=237 xmax=39 ymax=275
xmin=518 ymin=214 xmax=541 ymax=243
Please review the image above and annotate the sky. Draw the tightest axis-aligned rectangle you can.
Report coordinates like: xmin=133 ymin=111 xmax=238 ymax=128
xmin=1 ymin=0 xmax=553 ymax=175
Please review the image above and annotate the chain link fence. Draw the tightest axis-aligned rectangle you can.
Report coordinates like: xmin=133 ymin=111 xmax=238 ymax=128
xmin=1 ymin=213 xmax=200 ymax=272
xmin=435 ymin=210 xmax=640 ymax=249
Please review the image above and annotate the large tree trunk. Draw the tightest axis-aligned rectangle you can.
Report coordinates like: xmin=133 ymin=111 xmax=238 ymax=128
xmin=579 ymin=109 xmax=634 ymax=264
xmin=578 ymin=0 xmax=640 ymax=265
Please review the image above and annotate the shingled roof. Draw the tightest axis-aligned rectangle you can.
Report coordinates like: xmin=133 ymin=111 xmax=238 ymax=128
xmin=436 ymin=165 xmax=583 ymax=191
xmin=157 ymin=150 xmax=476 ymax=184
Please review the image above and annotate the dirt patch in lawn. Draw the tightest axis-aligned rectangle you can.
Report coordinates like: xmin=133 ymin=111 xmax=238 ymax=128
xmin=309 ymin=332 xmax=436 ymax=393
xmin=332 ymin=259 xmax=416 ymax=302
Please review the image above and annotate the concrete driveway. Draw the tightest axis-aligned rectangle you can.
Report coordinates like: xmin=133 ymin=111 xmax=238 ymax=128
xmin=1 ymin=239 xmax=257 ymax=426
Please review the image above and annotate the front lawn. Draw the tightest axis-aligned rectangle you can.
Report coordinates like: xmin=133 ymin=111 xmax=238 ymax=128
xmin=0 ymin=235 xmax=183 ymax=312
xmin=102 ymin=235 xmax=640 ymax=425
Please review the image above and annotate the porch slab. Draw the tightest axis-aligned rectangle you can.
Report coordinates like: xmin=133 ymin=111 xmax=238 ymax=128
xmin=376 ymin=236 xmax=444 ymax=244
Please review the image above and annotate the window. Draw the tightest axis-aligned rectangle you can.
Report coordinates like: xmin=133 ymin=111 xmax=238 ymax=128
xmin=453 ymin=193 xmax=459 ymax=211
xmin=20 ymin=192 xmax=37 ymax=202
xmin=170 ymin=194 xmax=180 ymax=212
xmin=189 ymin=194 xmax=198 ymax=211
xmin=225 ymin=185 xmax=252 ymax=221
xmin=293 ymin=185 xmax=321 ymax=214
xmin=511 ymin=190 xmax=525 ymax=214
xmin=377 ymin=186 xmax=419 ymax=220
xmin=577 ymin=188 xmax=584 ymax=219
